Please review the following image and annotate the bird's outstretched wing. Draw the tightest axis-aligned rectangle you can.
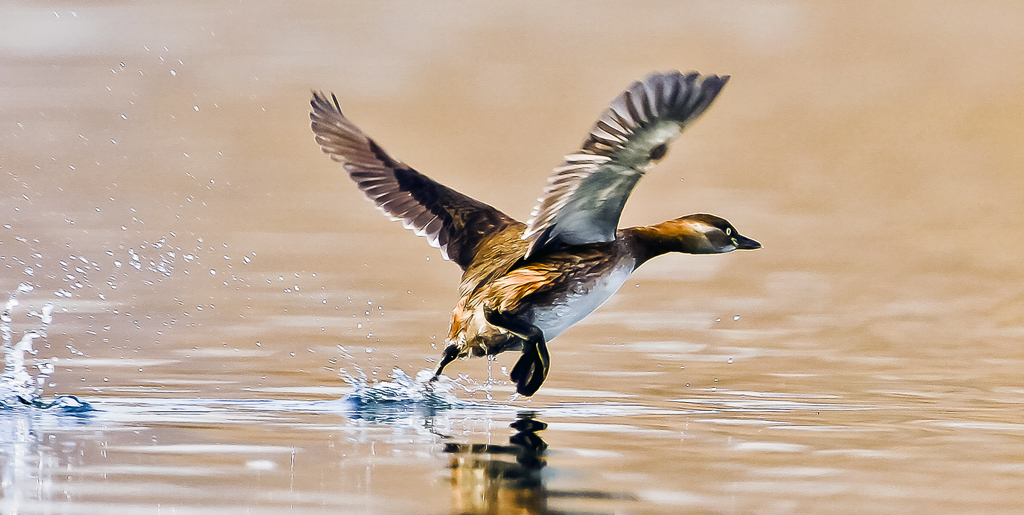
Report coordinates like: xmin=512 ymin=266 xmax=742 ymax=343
xmin=310 ymin=91 xmax=515 ymax=270
xmin=522 ymin=71 xmax=728 ymax=257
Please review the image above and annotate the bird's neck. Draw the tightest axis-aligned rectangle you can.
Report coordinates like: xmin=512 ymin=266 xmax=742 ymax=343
xmin=623 ymin=220 xmax=708 ymax=264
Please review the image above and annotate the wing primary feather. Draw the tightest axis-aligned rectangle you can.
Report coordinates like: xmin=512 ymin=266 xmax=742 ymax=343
xmin=522 ymin=71 xmax=729 ymax=257
xmin=623 ymin=88 xmax=646 ymax=127
xmin=310 ymin=90 xmax=517 ymax=270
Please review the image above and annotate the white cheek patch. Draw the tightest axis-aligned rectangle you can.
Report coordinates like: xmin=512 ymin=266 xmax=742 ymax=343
xmin=688 ymin=222 xmax=726 ymax=253
xmin=684 ymin=220 xmax=711 ymax=234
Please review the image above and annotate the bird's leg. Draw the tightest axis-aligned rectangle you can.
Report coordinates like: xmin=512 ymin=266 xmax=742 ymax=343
xmin=431 ymin=344 xmax=461 ymax=382
xmin=484 ymin=307 xmax=549 ymax=396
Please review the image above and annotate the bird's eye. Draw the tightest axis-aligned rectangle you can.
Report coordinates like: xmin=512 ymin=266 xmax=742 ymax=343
xmin=725 ymin=227 xmax=732 ymax=236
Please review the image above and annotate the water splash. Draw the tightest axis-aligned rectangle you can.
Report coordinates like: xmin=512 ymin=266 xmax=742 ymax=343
xmin=1 ymin=284 xmax=92 ymax=412
xmin=337 ymin=367 xmax=486 ymax=423
xmin=342 ymin=367 xmax=461 ymax=406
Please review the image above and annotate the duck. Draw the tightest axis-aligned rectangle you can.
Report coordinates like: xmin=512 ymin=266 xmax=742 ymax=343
xmin=310 ymin=71 xmax=760 ymax=397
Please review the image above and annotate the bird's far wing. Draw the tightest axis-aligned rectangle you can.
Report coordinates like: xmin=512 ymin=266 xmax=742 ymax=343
xmin=310 ymin=91 xmax=515 ymax=270
xmin=522 ymin=71 xmax=728 ymax=257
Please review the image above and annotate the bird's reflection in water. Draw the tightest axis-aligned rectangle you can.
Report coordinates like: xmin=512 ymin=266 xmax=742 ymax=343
xmin=443 ymin=411 xmax=549 ymax=514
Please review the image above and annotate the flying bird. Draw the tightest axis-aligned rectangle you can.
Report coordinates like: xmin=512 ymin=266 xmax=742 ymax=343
xmin=310 ymin=71 xmax=760 ymax=397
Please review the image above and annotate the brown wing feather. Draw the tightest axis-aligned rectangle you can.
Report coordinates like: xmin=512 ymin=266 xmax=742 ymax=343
xmin=483 ymin=243 xmax=619 ymax=314
xmin=310 ymin=91 xmax=516 ymax=270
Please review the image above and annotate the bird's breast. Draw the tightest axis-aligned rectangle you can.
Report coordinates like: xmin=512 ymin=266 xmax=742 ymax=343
xmin=528 ymin=257 xmax=636 ymax=341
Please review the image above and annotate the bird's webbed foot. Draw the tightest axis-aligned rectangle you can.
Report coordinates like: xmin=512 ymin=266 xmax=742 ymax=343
xmin=484 ymin=307 xmax=549 ymax=396
xmin=509 ymin=340 xmax=550 ymax=397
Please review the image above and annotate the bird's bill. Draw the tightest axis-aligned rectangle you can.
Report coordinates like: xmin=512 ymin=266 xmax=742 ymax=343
xmin=735 ymin=234 xmax=761 ymax=250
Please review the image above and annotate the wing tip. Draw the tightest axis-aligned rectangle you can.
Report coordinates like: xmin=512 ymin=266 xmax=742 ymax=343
xmin=310 ymin=90 xmax=343 ymax=114
xmin=642 ymin=70 xmax=730 ymax=124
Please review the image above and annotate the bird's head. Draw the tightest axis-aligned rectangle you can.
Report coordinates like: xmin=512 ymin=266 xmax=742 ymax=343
xmin=649 ymin=214 xmax=761 ymax=254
